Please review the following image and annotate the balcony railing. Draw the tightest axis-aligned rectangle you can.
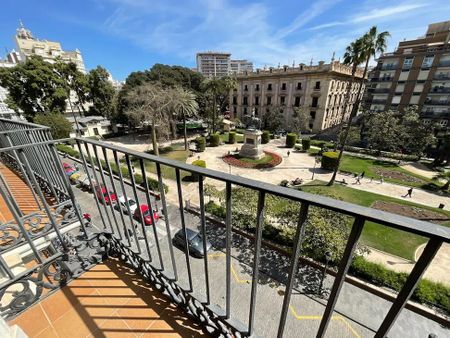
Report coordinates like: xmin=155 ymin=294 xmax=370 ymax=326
xmin=424 ymin=100 xmax=450 ymax=105
xmin=380 ymin=64 xmax=397 ymax=70
xmin=369 ymin=88 xmax=391 ymax=93
xmin=371 ymin=99 xmax=388 ymax=104
xmin=433 ymin=74 xmax=450 ymax=80
xmin=1 ymin=118 xmax=449 ymax=338
xmin=438 ymin=60 xmax=450 ymax=67
xmin=429 ymin=87 xmax=450 ymax=93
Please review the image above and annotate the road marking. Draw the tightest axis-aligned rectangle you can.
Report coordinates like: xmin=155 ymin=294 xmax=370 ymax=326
xmin=207 ymin=252 xmax=360 ymax=338
xmin=289 ymin=306 xmax=360 ymax=338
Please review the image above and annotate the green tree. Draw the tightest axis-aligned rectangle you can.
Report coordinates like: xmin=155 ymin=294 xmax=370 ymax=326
xmin=433 ymin=171 xmax=450 ymax=191
xmin=364 ymin=111 xmax=401 ymax=151
xmin=291 ymin=107 xmax=310 ymax=134
xmin=87 ymin=66 xmax=115 ymax=117
xmin=34 ymin=112 xmax=72 ymax=139
xmin=262 ymin=106 xmax=283 ymax=132
xmin=338 ymin=126 xmax=360 ymax=146
xmin=399 ymin=106 xmax=435 ymax=157
xmin=125 ymin=83 xmax=172 ymax=156
xmin=434 ymin=134 xmax=450 ymax=165
xmin=172 ymin=87 xmax=199 ymax=150
xmin=329 ymin=26 xmax=390 ymax=186
xmin=0 ymin=56 xmax=68 ymax=119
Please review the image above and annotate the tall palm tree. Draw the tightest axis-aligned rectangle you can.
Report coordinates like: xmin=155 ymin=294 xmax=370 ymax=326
xmin=434 ymin=171 xmax=450 ymax=191
xmin=328 ymin=26 xmax=390 ymax=186
xmin=201 ymin=77 xmax=222 ymax=133
xmin=173 ymin=87 xmax=199 ymax=150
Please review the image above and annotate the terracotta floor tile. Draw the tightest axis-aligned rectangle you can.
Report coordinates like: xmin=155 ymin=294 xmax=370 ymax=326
xmin=63 ymin=276 xmax=97 ymax=296
xmin=89 ymin=313 xmax=137 ymax=338
xmin=9 ymin=304 xmax=50 ymax=338
xmin=40 ymin=288 xmax=81 ymax=322
xmin=34 ymin=326 xmax=59 ymax=338
xmin=116 ymin=297 xmax=159 ymax=331
xmin=52 ymin=305 xmax=98 ymax=338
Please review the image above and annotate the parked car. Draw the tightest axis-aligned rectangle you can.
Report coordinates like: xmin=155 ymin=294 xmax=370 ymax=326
xmin=95 ymin=184 xmax=117 ymax=205
xmin=172 ymin=228 xmax=212 ymax=258
xmin=133 ymin=204 xmax=159 ymax=225
xmin=115 ymin=196 xmax=138 ymax=215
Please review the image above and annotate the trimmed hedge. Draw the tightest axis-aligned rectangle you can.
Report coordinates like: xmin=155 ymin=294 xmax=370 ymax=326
xmin=196 ymin=137 xmax=206 ymax=152
xmin=285 ymin=133 xmax=297 ymax=148
xmin=302 ymin=138 xmax=311 ymax=151
xmin=294 ymin=144 xmax=302 ymax=151
xmin=311 ymin=140 xmax=334 ymax=148
xmin=350 ymin=256 xmax=450 ymax=312
xmin=321 ymin=151 xmax=339 ymax=170
xmin=228 ymin=132 xmax=236 ymax=144
xmin=56 ymin=144 xmax=80 ymax=158
xmin=261 ymin=131 xmax=270 ymax=144
xmin=191 ymin=160 xmax=206 ymax=182
xmin=209 ymin=134 xmax=220 ymax=147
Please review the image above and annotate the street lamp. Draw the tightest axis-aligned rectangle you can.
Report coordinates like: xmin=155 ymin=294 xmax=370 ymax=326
xmin=311 ymin=155 xmax=321 ymax=180
xmin=318 ymin=251 xmax=332 ymax=296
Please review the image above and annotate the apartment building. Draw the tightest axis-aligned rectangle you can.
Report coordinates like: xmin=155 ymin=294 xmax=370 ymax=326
xmin=365 ymin=20 xmax=450 ymax=128
xmin=230 ymin=59 xmax=253 ymax=74
xmin=196 ymin=51 xmax=231 ymax=77
xmin=0 ymin=51 xmax=22 ymax=120
xmin=14 ymin=22 xmax=86 ymax=73
xmin=232 ymin=61 xmax=364 ymax=133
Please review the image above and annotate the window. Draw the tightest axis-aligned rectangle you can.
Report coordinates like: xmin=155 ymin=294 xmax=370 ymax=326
xmin=232 ymin=96 xmax=237 ymax=105
xmin=243 ymin=107 xmax=247 ymax=114
xmin=440 ymin=120 xmax=448 ymax=127
xmin=281 ymin=83 xmax=287 ymax=90
xmin=244 ymin=84 xmax=248 ymax=91
xmin=233 ymin=106 xmax=237 ymax=114
xmin=296 ymin=82 xmax=302 ymax=90
xmin=310 ymin=111 xmax=316 ymax=119
xmin=254 ymin=108 xmax=258 ymax=115
xmin=280 ymin=96 xmax=285 ymax=105
xmin=255 ymin=84 xmax=260 ymax=91
xmin=267 ymin=83 xmax=272 ymax=90
xmin=402 ymin=57 xmax=413 ymax=70
xmin=294 ymin=96 xmax=301 ymax=107
xmin=422 ymin=55 xmax=434 ymax=69
xmin=243 ymin=97 xmax=248 ymax=105
xmin=309 ymin=123 xmax=313 ymax=129
xmin=267 ymin=96 xmax=272 ymax=105
xmin=255 ymin=96 xmax=259 ymax=105
xmin=311 ymin=97 xmax=318 ymax=107
xmin=315 ymin=81 xmax=320 ymax=90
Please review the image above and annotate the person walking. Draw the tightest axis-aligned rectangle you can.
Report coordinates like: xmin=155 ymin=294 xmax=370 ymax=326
xmin=404 ymin=188 xmax=413 ymax=198
xmin=355 ymin=176 xmax=361 ymax=185
xmin=380 ymin=175 xmax=384 ymax=184
xmin=361 ymin=171 xmax=365 ymax=179
xmin=287 ymin=150 xmax=291 ymax=157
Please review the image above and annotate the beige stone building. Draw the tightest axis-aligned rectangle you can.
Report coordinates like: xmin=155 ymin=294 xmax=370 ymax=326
xmin=231 ymin=61 xmax=364 ymax=133
xmin=14 ymin=22 xmax=86 ymax=73
xmin=196 ymin=52 xmax=231 ymax=78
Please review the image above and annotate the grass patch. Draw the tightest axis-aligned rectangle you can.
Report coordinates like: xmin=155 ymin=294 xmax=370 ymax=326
xmin=220 ymin=131 xmax=244 ymax=144
xmin=298 ymin=180 xmax=450 ymax=259
xmin=232 ymin=154 xmax=273 ymax=164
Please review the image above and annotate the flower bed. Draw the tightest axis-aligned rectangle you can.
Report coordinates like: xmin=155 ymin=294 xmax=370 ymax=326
xmin=223 ymin=151 xmax=282 ymax=169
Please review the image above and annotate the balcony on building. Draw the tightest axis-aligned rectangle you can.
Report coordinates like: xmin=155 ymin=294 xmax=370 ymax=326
xmin=369 ymin=88 xmax=391 ymax=94
xmin=380 ymin=63 xmax=398 ymax=70
xmin=429 ymin=86 xmax=450 ymax=94
xmin=371 ymin=98 xmax=388 ymax=104
xmin=438 ymin=60 xmax=450 ymax=67
xmin=434 ymin=73 xmax=450 ymax=80
xmin=0 ymin=118 xmax=449 ymax=338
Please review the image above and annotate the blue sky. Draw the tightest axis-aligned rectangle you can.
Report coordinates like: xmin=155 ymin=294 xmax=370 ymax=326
xmin=1 ymin=0 xmax=450 ymax=80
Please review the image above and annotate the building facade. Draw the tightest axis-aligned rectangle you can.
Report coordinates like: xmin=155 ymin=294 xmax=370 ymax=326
xmin=365 ymin=20 xmax=450 ymax=128
xmin=196 ymin=52 xmax=231 ymax=77
xmin=0 ymin=52 xmax=23 ymax=120
xmin=232 ymin=61 xmax=364 ymax=133
xmin=230 ymin=59 xmax=253 ymax=74
xmin=14 ymin=22 xmax=86 ymax=73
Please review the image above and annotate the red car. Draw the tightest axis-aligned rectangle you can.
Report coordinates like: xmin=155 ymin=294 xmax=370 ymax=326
xmin=133 ymin=204 xmax=160 ymax=226
xmin=95 ymin=184 xmax=117 ymax=205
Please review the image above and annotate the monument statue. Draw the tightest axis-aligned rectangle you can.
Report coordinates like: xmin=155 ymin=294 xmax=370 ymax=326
xmin=243 ymin=108 xmax=262 ymax=130
xmin=239 ymin=108 xmax=264 ymax=159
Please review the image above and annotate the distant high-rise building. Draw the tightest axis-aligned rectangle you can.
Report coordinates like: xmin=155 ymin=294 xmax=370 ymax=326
xmin=14 ymin=21 xmax=86 ymax=73
xmin=196 ymin=51 xmax=231 ymax=77
xmin=0 ymin=53 xmax=22 ymax=120
xmin=365 ymin=20 xmax=450 ymax=128
xmin=230 ymin=59 xmax=253 ymax=74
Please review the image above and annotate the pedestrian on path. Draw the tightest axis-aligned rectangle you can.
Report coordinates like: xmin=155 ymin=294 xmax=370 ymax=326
xmin=370 ymin=177 xmax=373 ymax=183
xmin=380 ymin=175 xmax=384 ymax=184
xmin=287 ymin=150 xmax=290 ymax=157
xmin=361 ymin=171 xmax=365 ymax=179
xmin=404 ymin=188 xmax=413 ymax=198
xmin=355 ymin=176 xmax=361 ymax=185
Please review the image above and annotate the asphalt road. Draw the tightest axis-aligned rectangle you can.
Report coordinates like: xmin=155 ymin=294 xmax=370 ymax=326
xmin=63 ymin=156 xmax=449 ymax=338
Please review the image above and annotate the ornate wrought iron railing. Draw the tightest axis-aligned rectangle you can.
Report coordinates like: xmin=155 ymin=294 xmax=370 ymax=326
xmin=0 ymin=124 xmax=449 ymax=337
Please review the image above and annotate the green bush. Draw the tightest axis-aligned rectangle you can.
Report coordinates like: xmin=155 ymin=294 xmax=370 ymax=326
xmin=205 ymin=201 xmax=226 ymax=218
xmin=261 ymin=131 xmax=270 ymax=144
xmin=228 ymin=132 xmax=237 ymax=144
xmin=196 ymin=137 xmax=206 ymax=152
xmin=311 ymin=140 xmax=334 ymax=148
xmin=321 ymin=151 xmax=339 ymax=170
xmin=350 ymin=256 xmax=450 ymax=312
xmin=302 ymin=138 xmax=311 ymax=151
xmin=210 ymin=134 xmax=220 ymax=147
xmin=146 ymin=146 xmax=174 ymax=155
xmin=191 ymin=159 xmax=206 ymax=181
xmin=56 ymin=144 xmax=80 ymax=158
xmin=294 ymin=144 xmax=302 ymax=151
xmin=285 ymin=133 xmax=297 ymax=148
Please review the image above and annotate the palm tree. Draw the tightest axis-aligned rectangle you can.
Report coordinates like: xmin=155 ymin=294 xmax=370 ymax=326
xmin=201 ymin=77 xmax=222 ymax=133
xmin=328 ymin=26 xmax=390 ymax=186
xmin=173 ymin=87 xmax=199 ymax=150
xmin=434 ymin=171 xmax=450 ymax=191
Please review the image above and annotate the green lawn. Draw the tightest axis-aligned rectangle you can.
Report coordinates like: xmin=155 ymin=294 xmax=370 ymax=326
xmin=298 ymin=181 xmax=450 ymax=260
xmin=232 ymin=154 xmax=273 ymax=164
xmin=132 ymin=143 xmax=191 ymax=181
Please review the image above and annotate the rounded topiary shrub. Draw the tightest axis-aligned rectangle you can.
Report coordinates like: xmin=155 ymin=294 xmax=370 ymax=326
xmin=191 ymin=159 xmax=206 ymax=181
xmin=261 ymin=131 xmax=270 ymax=144
xmin=321 ymin=151 xmax=339 ymax=170
xmin=210 ymin=134 xmax=220 ymax=147
xmin=285 ymin=133 xmax=297 ymax=148
xmin=196 ymin=137 xmax=206 ymax=152
xmin=302 ymin=138 xmax=311 ymax=151
xmin=228 ymin=131 xmax=236 ymax=144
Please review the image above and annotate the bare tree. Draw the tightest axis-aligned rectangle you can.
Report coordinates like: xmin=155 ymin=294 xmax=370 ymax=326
xmin=125 ymin=83 xmax=172 ymax=156
xmin=172 ymin=86 xmax=199 ymax=150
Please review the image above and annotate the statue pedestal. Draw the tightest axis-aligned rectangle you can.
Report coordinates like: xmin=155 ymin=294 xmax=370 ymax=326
xmin=239 ymin=129 xmax=263 ymax=159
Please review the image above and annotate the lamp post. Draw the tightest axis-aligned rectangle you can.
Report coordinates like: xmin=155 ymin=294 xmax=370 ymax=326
xmin=318 ymin=251 xmax=332 ymax=296
xmin=312 ymin=155 xmax=320 ymax=180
